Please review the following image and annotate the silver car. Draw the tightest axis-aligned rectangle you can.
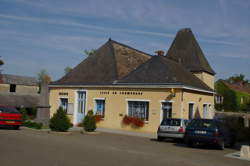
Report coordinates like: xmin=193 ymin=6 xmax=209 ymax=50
xmin=157 ymin=118 xmax=189 ymax=141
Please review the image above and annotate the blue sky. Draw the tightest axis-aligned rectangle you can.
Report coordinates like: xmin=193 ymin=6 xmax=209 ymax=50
xmin=0 ymin=0 xmax=250 ymax=81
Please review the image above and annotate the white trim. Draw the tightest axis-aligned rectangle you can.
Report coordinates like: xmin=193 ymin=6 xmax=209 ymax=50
xmin=160 ymin=100 xmax=174 ymax=103
xmin=188 ymin=101 xmax=195 ymax=104
xmin=49 ymin=84 xmax=214 ymax=94
xmin=126 ymin=99 xmax=151 ymax=102
xmin=93 ymin=98 xmax=106 ymax=114
xmin=93 ymin=98 xmax=105 ymax=100
xmin=188 ymin=102 xmax=195 ymax=120
xmin=160 ymin=100 xmax=173 ymax=123
xmin=73 ymin=89 xmax=88 ymax=125
xmin=126 ymin=99 xmax=150 ymax=122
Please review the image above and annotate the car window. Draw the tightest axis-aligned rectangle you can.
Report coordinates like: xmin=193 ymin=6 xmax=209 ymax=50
xmin=161 ymin=119 xmax=181 ymax=126
xmin=188 ymin=120 xmax=216 ymax=129
xmin=0 ymin=107 xmax=19 ymax=114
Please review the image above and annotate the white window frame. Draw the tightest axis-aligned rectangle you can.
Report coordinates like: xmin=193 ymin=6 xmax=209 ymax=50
xmin=94 ymin=98 xmax=106 ymax=117
xmin=188 ymin=102 xmax=195 ymax=120
xmin=59 ymin=97 xmax=68 ymax=112
xmin=160 ymin=100 xmax=174 ymax=123
xmin=126 ymin=99 xmax=150 ymax=121
xmin=73 ymin=89 xmax=88 ymax=125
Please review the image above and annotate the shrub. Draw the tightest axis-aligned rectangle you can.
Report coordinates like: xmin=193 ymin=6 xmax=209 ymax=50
xmin=83 ymin=110 xmax=96 ymax=132
xmin=22 ymin=121 xmax=43 ymax=129
xmin=20 ymin=107 xmax=29 ymax=121
xmin=29 ymin=107 xmax=37 ymax=119
xmin=49 ymin=107 xmax=72 ymax=132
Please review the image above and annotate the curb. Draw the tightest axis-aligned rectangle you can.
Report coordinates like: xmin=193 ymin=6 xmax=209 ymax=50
xmin=48 ymin=131 xmax=72 ymax=135
xmin=80 ymin=130 xmax=100 ymax=135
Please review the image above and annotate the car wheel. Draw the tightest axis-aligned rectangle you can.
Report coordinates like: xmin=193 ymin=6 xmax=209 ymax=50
xmin=13 ymin=126 xmax=20 ymax=130
xmin=218 ymin=141 xmax=225 ymax=150
xmin=157 ymin=136 xmax=164 ymax=142
xmin=184 ymin=138 xmax=193 ymax=147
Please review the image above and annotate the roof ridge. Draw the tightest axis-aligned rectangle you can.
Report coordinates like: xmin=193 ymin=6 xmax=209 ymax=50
xmin=160 ymin=56 xmax=214 ymax=91
xmin=109 ymin=39 xmax=152 ymax=57
xmin=108 ymin=40 xmax=119 ymax=82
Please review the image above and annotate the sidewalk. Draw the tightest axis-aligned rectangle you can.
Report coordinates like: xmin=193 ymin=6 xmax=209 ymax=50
xmin=70 ymin=127 xmax=157 ymax=139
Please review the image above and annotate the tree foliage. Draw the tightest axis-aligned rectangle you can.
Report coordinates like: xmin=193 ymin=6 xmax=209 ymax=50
xmin=227 ymin=74 xmax=249 ymax=84
xmin=49 ymin=107 xmax=72 ymax=132
xmin=64 ymin=66 xmax=73 ymax=74
xmin=84 ymin=49 xmax=97 ymax=57
xmin=83 ymin=110 xmax=96 ymax=132
xmin=37 ymin=69 xmax=51 ymax=83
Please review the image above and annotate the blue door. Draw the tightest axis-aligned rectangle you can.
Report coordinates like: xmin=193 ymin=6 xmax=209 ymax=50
xmin=76 ymin=91 xmax=86 ymax=124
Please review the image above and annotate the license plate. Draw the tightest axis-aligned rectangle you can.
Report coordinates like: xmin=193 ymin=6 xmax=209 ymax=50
xmin=160 ymin=126 xmax=177 ymax=132
xmin=6 ymin=121 xmax=15 ymax=124
xmin=195 ymin=130 xmax=207 ymax=134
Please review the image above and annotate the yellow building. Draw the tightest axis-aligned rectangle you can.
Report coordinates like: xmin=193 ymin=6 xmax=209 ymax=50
xmin=49 ymin=28 xmax=216 ymax=133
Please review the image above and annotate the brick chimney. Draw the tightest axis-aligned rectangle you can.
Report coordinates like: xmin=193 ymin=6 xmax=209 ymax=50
xmin=155 ymin=50 xmax=165 ymax=56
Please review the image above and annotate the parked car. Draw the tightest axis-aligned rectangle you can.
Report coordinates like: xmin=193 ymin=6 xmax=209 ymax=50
xmin=184 ymin=119 xmax=236 ymax=150
xmin=157 ymin=118 xmax=189 ymax=141
xmin=0 ymin=105 xmax=22 ymax=129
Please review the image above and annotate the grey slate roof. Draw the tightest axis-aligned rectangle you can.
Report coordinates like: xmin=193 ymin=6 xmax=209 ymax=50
xmin=117 ymin=56 xmax=213 ymax=91
xmin=0 ymin=92 xmax=40 ymax=108
xmin=166 ymin=28 xmax=215 ymax=75
xmin=51 ymin=39 xmax=151 ymax=85
xmin=51 ymin=33 xmax=215 ymax=92
xmin=0 ymin=74 xmax=38 ymax=86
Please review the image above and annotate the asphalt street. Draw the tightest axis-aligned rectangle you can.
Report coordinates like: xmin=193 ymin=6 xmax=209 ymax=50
xmin=0 ymin=128 xmax=249 ymax=166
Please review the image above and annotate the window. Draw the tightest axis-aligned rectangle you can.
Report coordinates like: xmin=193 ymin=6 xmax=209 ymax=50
xmin=95 ymin=99 xmax=105 ymax=117
xmin=188 ymin=103 xmax=194 ymax=120
xmin=162 ymin=102 xmax=172 ymax=119
xmin=128 ymin=101 xmax=149 ymax=121
xmin=60 ymin=98 xmax=68 ymax=112
xmin=77 ymin=91 xmax=86 ymax=114
xmin=203 ymin=104 xmax=209 ymax=118
xmin=10 ymin=84 xmax=16 ymax=92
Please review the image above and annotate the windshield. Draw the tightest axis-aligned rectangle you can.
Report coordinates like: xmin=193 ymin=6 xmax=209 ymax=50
xmin=0 ymin=107 xmax=19 ymax=114
xmin=188 ymin=119 xmax=216 ymax=129
xmin=161 ymin=119 xmax=181 ymax=126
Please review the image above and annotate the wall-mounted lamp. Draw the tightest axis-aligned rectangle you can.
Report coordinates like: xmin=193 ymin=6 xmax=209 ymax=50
xmin=170 ymin=88 xmax=176 ymax=97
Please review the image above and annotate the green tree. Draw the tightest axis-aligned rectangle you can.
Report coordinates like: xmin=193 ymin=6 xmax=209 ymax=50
xmin=83 ymin=110 xmax=96 ymax=132
xmin=215 ymin=80 xmax=238 ymax=111
xmin=64 ymin=66 xmax=73 ymax=74
xmin=84 ymin=49 xmax=97 ymax=56
xmin=37 ymin=69 xmax=51 ymax=83
xmin=49 ymin=107 xmax=72 ymax=132
xmin=227 ymin=74 xmax=249 ymax=84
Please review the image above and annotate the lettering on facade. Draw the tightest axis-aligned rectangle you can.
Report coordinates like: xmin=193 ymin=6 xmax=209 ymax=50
xmin=59 ymin=92 xmax=68 ymax=96
xmin=99 ymin=91 xmax=143 ymax=95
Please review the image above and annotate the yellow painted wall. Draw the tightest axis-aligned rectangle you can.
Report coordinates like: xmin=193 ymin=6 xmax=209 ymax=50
xmin=16 ymin=85 xmax=39 ymax=94
xmin=0 ymin=84 xmax=38 ymax=94
xmin=0 ymin=84 xmax=9 ymax=92
xmin=49 ymin=87 xmax=214 ymax=133
xmin=182 ymin=90 xmax=214 ymax=119
xmin=193 ymin=72 xmax=214 ymax=89
xmin=49 ymin=88 xmax=75 ymax=120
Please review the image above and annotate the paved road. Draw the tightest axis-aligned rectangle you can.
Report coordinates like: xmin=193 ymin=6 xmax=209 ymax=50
xmin=0 ymin=128 xmax=249 ymax=166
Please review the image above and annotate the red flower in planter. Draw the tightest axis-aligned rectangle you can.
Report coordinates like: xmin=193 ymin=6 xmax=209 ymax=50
xmin=132 ymin=117 xmax=144 ymax=127
xmin=122 ymin=116 xmax=144 ymax=127
xmin=95 ymin=115 xmax=103 ymax=123
xmin=122 ymin=115 xmax=132 ymax=125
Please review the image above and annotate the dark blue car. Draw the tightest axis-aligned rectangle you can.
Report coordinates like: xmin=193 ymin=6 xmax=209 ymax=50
xmin=184 ymin=119 xmax=236 ymax=150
